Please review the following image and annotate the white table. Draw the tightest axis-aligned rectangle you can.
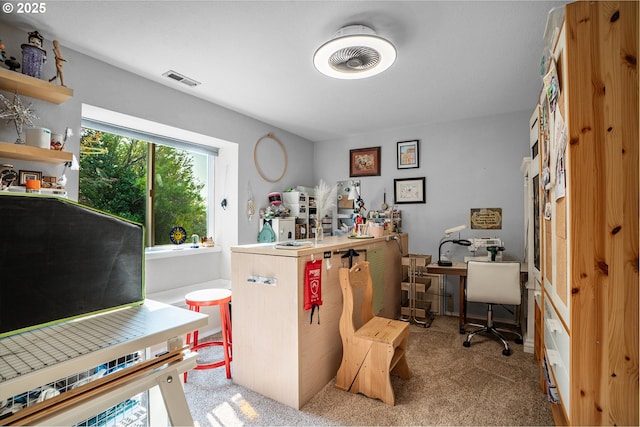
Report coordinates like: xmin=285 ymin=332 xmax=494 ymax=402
xmin=0 ymin=299 xmax=207 ymax=426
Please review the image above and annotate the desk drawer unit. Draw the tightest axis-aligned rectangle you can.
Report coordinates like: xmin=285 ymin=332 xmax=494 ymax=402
xmin=544 ymin=297 xmax=570 ymax=415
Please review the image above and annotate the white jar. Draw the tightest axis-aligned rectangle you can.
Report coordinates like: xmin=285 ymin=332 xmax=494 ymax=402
xmin=25 ymin=127 xmax=51 ymax=149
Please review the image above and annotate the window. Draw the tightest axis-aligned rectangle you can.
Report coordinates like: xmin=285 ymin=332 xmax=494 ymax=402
xmin=79 ymin=120 xmax=215 ymax=247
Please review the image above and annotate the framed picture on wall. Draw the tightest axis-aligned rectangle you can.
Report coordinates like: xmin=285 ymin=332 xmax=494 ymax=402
xmin=350 ymin=147 xmax=381 ymax=177
xmin=397 ymin=139 xmax=419 ymax=169
xmin=18 ymin=170 xmax=42 ymax=185
xmin=394 ymin=177 xmax=426 ymax=204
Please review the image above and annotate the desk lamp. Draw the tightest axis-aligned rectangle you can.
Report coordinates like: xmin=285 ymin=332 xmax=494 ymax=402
xmin=438 ymin=225 xmax=472 ymax=266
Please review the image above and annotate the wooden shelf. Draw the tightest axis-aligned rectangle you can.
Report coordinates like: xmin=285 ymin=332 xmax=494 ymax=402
xmin=0 ymin=68 xmax=73 ymax=104
xmin=0 ymin=141 xmax=72 ymax=164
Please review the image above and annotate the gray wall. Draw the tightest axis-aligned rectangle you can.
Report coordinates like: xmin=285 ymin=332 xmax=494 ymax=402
xmin=1 ymin=22 xmax=532 ymax=303
xmin=0 ymin=21 xmax=315 ymax=252
xmin=313 ymin=110 xmax=530 ymax=261
xmin=312 ymin=110 xmax=531 ymax=316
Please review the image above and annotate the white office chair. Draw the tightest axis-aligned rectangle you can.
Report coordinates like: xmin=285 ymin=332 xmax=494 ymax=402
xmin=462 ymin=260 xmax=523 ymax=356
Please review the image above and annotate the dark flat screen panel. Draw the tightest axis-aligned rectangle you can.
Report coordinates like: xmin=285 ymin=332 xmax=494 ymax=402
xmin=0 ymin=194 xmax=144 ymax=337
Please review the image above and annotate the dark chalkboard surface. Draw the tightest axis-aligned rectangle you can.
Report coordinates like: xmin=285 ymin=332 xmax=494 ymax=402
xmin=0 ymin=194 xmax=144 ymax=337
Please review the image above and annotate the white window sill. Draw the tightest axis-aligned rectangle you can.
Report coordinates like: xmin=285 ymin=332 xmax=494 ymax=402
xmin=145 ymin=245 xmax=221 ymax=260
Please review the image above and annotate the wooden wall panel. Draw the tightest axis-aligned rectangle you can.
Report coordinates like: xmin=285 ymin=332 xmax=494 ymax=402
xmin=565 ymin=3 xmax=605 ymax=424
xmin=564 ymin=2 xmax=638 ymax=425
xmin=597 ymin=1 xmax=639 ymax=425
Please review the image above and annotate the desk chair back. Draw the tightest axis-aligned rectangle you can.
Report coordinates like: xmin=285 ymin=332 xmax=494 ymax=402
xmin=464 ymin=260 xmax=522 ymax=356
xmin=466 ymin=261 xmax=521 ymax=305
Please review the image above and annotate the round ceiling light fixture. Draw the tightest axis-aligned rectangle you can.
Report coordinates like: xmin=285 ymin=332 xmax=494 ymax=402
xmin=313 ymin=25 xmax=396 ymax=80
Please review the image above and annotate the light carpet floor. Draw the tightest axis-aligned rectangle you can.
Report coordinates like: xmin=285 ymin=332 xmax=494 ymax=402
xmin=182 ymin=315 xmax=555 ymax=426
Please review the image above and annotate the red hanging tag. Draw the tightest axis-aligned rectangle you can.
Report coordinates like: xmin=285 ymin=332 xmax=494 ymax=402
xmin=304 ymin=259 xmax=322 ymax=323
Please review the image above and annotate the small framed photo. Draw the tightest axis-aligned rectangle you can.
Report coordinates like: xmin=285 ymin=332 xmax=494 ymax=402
xmin=394 ymin=177 xmax=426 ymax=204
xmin=350 ymin=147 xmax=381 ymax=177
xmin=397 ymin=139 xmax=419 ymax=169
xmin=18 ymin=170 xmax=42 ymax=186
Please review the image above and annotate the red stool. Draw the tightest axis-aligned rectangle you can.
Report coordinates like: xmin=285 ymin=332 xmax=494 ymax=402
xmin=184 ymin=288 xmax=232 ymax=382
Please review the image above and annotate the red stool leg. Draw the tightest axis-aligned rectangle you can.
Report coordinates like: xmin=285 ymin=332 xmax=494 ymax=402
xmin=220 ymin=301 xmax=232 ymax=379
xmin=226 ymin=302 xmax=233 ymax=349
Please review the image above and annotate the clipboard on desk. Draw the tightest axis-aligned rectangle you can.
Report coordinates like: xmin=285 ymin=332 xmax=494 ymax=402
xmin=275 ymin=241 xmax=313 ymax=249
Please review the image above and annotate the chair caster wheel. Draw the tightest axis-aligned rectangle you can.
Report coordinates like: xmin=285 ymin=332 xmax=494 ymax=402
xmin=463 ymin=341 xmax=471 ymax=348
xmin=502 ymin=348 xmax=511 ymax=356
xmin=515 ymin=337 xmax=523 ymax=344
xmin=459 ymin=328 xmax=466 ymax=334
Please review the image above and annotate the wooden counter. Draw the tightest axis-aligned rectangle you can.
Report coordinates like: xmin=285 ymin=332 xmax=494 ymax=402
xmin=230 ymin=234 xmax=407 ymax=409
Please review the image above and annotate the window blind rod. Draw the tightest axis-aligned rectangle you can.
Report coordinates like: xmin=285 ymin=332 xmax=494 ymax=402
xmin=81 ymin=118 xmax=219 ymax=156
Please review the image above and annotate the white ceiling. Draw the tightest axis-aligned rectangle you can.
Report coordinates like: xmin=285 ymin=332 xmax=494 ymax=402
xmin=2 ymin=0 xmax=565 ymax=142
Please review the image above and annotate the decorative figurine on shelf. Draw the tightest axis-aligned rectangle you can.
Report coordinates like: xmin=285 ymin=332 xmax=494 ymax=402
xmin=0 ymin=164 xmax=17 ymax=189
xmin=48 ymin=40 xmax=66 ymax=86
xmin=27 ymin=31 xmax=43 ymax=48
xmin=0 ymin=92 xmax=38 ymax=144
xmin=1 ymin=39 xmax=20 ymax=71
xmin=201 ymin=236 xmax=214 ymax=247
xmin=169 ymin=226 xmax=187 ymax=245
xmin=57 ymin=167 xmax=68 ymax=188
xmin=4 ymin=56 xmax=20 ymax=71
xmin=50 ymin=127 xmax=72 ymax=151
xmin=21 ymin=30 xmax=46 ymax=78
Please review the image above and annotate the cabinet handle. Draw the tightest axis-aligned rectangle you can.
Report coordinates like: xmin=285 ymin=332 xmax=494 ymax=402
xmin=545 ymin=318 xmax=562 ymax=333
xmin=247 ymin=275 xmax=277 ymax=286
xmin=546 ymin=349 xmax=563 ymax=368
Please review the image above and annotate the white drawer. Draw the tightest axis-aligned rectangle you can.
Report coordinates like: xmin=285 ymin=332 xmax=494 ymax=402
xmin=288 ymin=203 xmax=308 ymax=218
xmin=544 ymin=298 xmax=570 ymax=414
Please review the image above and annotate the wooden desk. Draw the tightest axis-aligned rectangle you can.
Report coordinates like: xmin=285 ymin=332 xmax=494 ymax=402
xmin=426 ymin=262 xmax=527 ymax=334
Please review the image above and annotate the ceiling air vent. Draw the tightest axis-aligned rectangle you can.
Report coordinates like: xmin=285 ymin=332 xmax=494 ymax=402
xmin=162 ymin=70 xmax=200 ymax=87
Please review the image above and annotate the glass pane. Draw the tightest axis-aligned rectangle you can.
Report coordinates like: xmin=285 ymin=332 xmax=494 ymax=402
xmin=533 ymin=173 xmax=540 ymax=271
xmin=153 ymin=146 xmax=207 ymax=245
xmin=79 ymin=128 xmax=147 ymax=226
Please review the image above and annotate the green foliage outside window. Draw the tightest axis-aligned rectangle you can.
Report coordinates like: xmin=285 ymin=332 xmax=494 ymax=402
xmin=79 ymin=128 xmax=207 ymax=246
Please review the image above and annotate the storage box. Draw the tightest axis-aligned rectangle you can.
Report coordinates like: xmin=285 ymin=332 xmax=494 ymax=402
xmin=288 ymin=203 xmax=308 ymax=218
xmin=295 ymin=223 xmax=308 ymax=239
xmin=282 ymin=191 xmax=308 ymax=206
xmin=260 ymin=218 xmax=295 ymax=242
xmin=25 ymin=127 xmax=51 ymax=148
